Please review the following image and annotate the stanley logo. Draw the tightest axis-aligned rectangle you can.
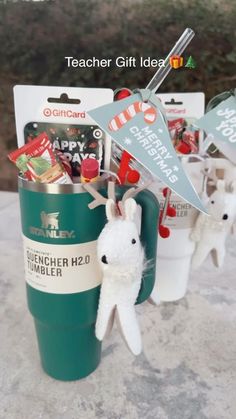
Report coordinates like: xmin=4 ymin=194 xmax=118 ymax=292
xmin=41 ymin=211 xmax=59 ymax=229
xmin=29 ymin=211 xmax=75 ymax=239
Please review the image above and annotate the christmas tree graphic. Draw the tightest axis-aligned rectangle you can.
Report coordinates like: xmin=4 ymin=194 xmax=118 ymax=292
xmin=185 ymin=56 xmax=196 ymax=69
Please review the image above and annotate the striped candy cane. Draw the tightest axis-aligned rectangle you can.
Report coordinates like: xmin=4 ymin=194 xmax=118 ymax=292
xmin=108 ymin=101 xmax=157 ymax=132
xmin=55 ymin=149 xmax=73 ymax=177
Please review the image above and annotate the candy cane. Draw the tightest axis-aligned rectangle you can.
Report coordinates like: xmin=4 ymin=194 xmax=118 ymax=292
xmin=108 ymin=101 xmax=157 ymax=132
xmin=55 ymin=149 xmax=72 ymax=177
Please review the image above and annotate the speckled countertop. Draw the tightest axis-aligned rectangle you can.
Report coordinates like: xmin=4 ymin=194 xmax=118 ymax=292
xmin=0 ymin=192 xmax=236 ymax=419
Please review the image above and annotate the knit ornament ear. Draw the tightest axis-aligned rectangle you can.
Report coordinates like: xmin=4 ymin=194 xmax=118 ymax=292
xmin=105 ymin=199 xmax=116 ymax=221
xmin=216 ymin=179 xmax=225 ymax=193
xmin=124 ymin=198 xmax=137 ymax=221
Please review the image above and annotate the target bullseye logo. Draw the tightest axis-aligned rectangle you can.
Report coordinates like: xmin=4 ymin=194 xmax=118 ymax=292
xmin=43 ymin=108 xmax=52 ymax=117
xmin=93 ymin=128 xmax=103 ymax=139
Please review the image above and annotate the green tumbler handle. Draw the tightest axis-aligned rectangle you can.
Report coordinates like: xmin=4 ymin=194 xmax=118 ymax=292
xmin=115 ymin=187 xmax=159 ymax=305
xmin=135 ymin=189 xmax=159 ymax=304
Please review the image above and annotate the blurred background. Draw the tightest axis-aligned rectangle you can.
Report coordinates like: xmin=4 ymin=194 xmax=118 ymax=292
xmin=0 ymin=0 xmax=236 ymax=191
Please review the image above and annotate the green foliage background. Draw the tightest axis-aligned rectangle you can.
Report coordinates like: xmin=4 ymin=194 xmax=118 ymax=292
xmin=0 ymin=0 xmax=236 ymax=190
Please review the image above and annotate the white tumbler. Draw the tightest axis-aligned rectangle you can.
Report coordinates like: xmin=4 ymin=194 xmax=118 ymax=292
xmin=149 ymin=158 xmax=205 ymax=301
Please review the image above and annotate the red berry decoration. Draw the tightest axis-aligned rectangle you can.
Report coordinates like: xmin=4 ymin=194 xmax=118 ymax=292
xmin=167 ymin=206 xmax=176 ymax=217
xmin=162 ymin=187 xmax=169 ymax=197
xmin=115 ymin=88 xmax=132 ymax=101
xmin=158 ymin=188 xmax=176 ymax=239
xmin=159 ymin=224 xmax=170 ymax=238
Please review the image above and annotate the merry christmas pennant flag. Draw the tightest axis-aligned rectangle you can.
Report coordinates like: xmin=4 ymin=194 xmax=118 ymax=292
xmin=89 ymin=89 xmax=206 ymax=213
xmin=196 ymin=95 xmax=236 ymax=164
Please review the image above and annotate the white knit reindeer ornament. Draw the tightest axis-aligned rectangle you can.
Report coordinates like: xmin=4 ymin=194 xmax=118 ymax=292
xmin=191 ymin=179 xmax=236 ymax=269
xmin=83 ymin=181 xmax=156 ymax=355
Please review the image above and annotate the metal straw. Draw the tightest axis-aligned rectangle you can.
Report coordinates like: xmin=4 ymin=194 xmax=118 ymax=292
xmin=146 ymin=28 xmax=195 ymax=92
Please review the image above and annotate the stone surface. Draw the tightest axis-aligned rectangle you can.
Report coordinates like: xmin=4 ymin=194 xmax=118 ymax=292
xmin=0 ymin=192 xmax=235 ymax=419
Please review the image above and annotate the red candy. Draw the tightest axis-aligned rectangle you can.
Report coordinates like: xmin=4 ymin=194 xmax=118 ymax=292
xmin=176 ymin=140 xmax=191 ymax=154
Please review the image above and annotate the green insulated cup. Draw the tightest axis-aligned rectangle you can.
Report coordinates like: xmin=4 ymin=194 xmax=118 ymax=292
xmin=18 ymin=178 xmax=159 ymax=381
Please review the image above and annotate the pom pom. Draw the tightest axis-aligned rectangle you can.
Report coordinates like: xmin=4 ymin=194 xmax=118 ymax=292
xmin=127 ymin=169 xmax=140 ymax=184
xmin=115 ymin=88 xmax=132 ymax=101
xmin=162 ymin=187 xmax=169 ymax=197
xmin=167 ymin=206 xmax=176 ymax=217
xmin=159 ymin=225 xmax=170 ymax=238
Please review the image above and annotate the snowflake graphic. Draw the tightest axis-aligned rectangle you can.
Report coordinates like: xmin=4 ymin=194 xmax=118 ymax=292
xmin=124 ymin=137 xmax=132 ymax=145
xmin=173 ymin=166 xmax=179 ymax=172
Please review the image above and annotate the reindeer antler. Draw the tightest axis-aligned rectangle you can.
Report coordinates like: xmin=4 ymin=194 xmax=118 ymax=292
xmin=83 ymin=180 xmax=152 ymax=218
xmin=119 ymin=182 xmax=152 ymax=217
xmin=83 ymin=181 xmax=116 ymax=209
xmin=108 ymin=181 xmax=116 ymax=202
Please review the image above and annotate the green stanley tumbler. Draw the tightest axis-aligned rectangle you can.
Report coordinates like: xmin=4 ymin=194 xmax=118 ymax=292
xmin=18 ymin=178 xmax=159 ymax=381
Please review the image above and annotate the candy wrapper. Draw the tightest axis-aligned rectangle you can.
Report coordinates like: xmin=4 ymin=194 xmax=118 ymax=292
xmin=24 ymin=122 xmax=104 ymax=177
xmin=8 ymin=132 xmax=72 ymax=184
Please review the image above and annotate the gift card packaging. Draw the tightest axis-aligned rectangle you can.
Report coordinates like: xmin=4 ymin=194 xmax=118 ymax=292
xmin=14 ymin=86 xmax=113 ymax=178
xmin=156 ymin=92 xmax=205 ymax=154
